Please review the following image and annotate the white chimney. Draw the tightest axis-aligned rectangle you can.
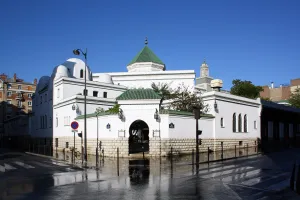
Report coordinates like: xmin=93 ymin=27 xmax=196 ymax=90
xmin=271 ymin=82 xmax=274 ymax=88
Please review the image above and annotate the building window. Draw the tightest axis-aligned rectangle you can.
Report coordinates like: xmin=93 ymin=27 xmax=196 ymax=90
xmin=18 ymin=93 xmax=22 ymax=98
xmin=221 ymin=118 xmax=224 ymax=128
xmin=28 ymin=101 xmax=32 ymax=106
xmin=254 ymin=121 xmax=257 ymax=129
xmin=7 ymin=100 xmax=11 ymax=104
xmin=45 ymin=94 xmax=47 ymax=102
xmin=93 ymin=91 xmax=98 ymax=97
xmin=233 ymin=113 xmax=236 ymax=132
xmin=18 ymin=85 xmax=21 ymax=89
xmin=49 ymin=117 xmax=52 ymax=128
xmin=244 ymin=115 xmax=248 ymax=132
xmin=238 ymin=114 xmax=242 ymax=132
xmin=80 ymin=69 xmax=83 ymax=78
xmin=7 ymin=91 xmax=12 ymax=97
xmin=103 ymin=92 xmax=107 ymax=98
xmin=28 ymin=93 xmax=32 ymax=98
xmin=57 ymin=88 xmax=60 ymax=98
xmin=7 ymin=84 xmax=11 ymax=89
xmin=45 ymin=115 xmax=47 ymax=128
xmin=56 ymin=117 xmax=58 ymax=127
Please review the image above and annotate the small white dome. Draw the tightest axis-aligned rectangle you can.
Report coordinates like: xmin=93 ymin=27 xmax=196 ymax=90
xmin=62 ymin=58 xmax=92 ymax=81
xmin=54 ymin=65 xmax=70 ymax=80
xmin=97 ymin=74 xmax=113 ymax=84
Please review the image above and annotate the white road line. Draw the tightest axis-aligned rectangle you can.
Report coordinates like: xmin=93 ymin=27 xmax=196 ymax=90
xmin=30 ymin=161 xmax=53 ymax=168
xmin=198 ymin=165 xmax=236 ymax=174
xmin=201 ymin=166 xmax=253 ymax=179
xmin=222 ymin=169 xmax=263 ymax=183
xmin=45 ymin=160 xmax=68 ymax=167
xmin=14 ymin=161 xmax=35 ymax=169
xmin=0 ymin=163 xmax=17 ymax=172
xmin=241 ymin=172 xmax=289 ymax=186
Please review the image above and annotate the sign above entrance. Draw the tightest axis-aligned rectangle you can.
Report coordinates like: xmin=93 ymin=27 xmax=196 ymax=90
xmin=71 ymin=121 xmax=79 ymax=130
xmin=169 ymin=123 xmax=175 ymax=129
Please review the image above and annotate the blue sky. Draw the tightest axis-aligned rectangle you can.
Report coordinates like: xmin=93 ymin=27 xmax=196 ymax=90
xmin=1 ymin=0 xmax=299 ymax=90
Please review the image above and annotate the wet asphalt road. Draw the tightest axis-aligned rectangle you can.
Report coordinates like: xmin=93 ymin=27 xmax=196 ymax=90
xmin=0 ymin=149 xmax=300 ymax=200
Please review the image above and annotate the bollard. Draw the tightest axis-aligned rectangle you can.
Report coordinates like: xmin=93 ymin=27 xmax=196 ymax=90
xmin=44 ymin=145 xmax=46 ymax=155
xmin=81 ymin=146 xmax=84 ymax=165
xmin=117 ymin=147 xmax=119 ymax=176
xmin=221 ymin=142 xmax=224 ymax=161
xmin=96 ymin=148 xmax=99 ymax=167
xmin=207 ymin=147 xmax=210 ymax=163
xmin=71 ymin=148 xmax=74 ymax=163
xmin=192 ymin=149 xmax=194 ymax=172
xmin=29 ymin=144 xmax=30 ymax=152
xmin=235 ymin=145 xmax=237 ymax=158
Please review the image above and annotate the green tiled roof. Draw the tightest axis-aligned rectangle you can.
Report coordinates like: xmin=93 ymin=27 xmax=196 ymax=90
xmin=128 ymin=46 xmax=164 ymax=66
xmin=116 ymin=89 xmax=161 ymax=100
xmin=75 ymin=112 xmax=116 ymax=120
xmin=160 ymin=110 xmax=215 ymax=118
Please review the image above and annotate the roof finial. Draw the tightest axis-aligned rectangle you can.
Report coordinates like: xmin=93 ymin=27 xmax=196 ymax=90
xmin=145 ymin=37 xmax=148 ymax=45
xmin=203 ymin=57 xmax=206 ymax=64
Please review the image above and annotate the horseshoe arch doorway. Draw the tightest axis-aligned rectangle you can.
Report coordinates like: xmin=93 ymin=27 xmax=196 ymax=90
xmin=129 ymin=120 xmax=149 ymax=154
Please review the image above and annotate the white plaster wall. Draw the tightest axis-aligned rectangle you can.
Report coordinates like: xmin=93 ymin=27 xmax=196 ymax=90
xmin=76 ymin=115 xmax=124 ymax=139
xmin=93 ymin=71 xmax=195 ymax=90
xmin=158 ymin=115 xmax=169 ymax=138
xmin=202 ymin=91 xmax=261 ymax=140
xmin=168 ymin=116 xmax=214 ymax=139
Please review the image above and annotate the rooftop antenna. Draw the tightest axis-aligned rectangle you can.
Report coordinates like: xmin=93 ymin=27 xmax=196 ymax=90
xmin=145 ymin=37 xmax=148 ymax=45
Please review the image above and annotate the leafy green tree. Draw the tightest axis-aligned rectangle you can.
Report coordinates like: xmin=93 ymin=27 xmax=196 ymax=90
xmin=170 ymin=85 xmax=208 ymax=113
xmin=288 ymin=88 xmax=300 ymax=108
xmin=151 ymin=82 xmax=176 ymax=110
xmin=230 ymin=79 xmax=263 ymax=99
xmin=95 ymin=107 xmax=105 ymax=115
xmin=260 ymin=97 xmax=271 ymax=101
xmin=107 ymin=104 xmax=120 ymax=114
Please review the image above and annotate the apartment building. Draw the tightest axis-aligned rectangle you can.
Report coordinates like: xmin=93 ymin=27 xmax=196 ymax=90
xmin=260 ymin=78 xmax=300 ymax=103
xmin=0 ymin=73 xmax=37 ymax=134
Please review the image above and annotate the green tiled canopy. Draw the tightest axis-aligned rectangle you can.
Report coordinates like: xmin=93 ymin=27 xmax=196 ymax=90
xmin=117 ymin=88 xmax=161 ymax=100
xmin=128 ymin=46 xmax=164 ymax=66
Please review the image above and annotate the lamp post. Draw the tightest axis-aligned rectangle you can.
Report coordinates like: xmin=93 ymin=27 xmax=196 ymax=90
xmin=73 ymin=48 xmax=88 ymax=166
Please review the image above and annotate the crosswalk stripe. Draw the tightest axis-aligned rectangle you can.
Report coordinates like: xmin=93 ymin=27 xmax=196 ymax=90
xmin=222 ymin=169 xmax=263 ymax=183
xmin=30 ymin=161 xmax=53 ymax=168
xmin=0 ymin=163 xmax=17 ymax=172
xmin=14 ymin=161 xmax=35 ymax=169
xmin=45 ymin=160 xmax=69 ymax=167
xmin=198 ymin=165 xmax=236 ymax=174
xmin=201 ymin=166 xmax=254 ymax=179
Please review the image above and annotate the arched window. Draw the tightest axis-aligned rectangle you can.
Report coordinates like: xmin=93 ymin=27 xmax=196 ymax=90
xmin=233 ymin=113 xmax=236 ymax=132
xmin=238 ymin=114 xmax=242 ymax=132
xmin=80 ymin=69 xmax=83 ymax=78
xmin=244 ymin=115 xmax=247 ymax=132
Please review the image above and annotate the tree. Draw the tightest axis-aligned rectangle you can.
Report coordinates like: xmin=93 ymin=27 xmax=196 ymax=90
xmin=170 ymin=84 xmax=208 ymax=113
xmin=230 ymin=79 xmax=263 ymax=99
xmin=260 ymin=97 xmax=271 ymax=101
xmin=95 ymin=107 xmax=105 ymax=115
xmin=107 ymin=103 xmax=120 ymax=114
xmin=151 ymin=82 xmax=176 ymax=110
xmin=288 ymin=88 xmax=300 ymax=108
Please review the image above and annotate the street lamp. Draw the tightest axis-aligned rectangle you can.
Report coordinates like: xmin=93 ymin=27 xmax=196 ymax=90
xmin=73 ymin=48 xmax=88 ymax=166
xmin=193 ymin=105 xmax=201 ymax=173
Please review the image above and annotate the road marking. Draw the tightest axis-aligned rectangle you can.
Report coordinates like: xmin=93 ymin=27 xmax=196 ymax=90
xmin=45 ymin=160 xmax=68 ymax=167
xmin=30 ymin=161 xmax=53 ymax=168
xmin=201 ymin=166 xmax=253 ymax=179
xmin=14 ymin=161 xmax=35 ymax=169
xmin=198 ymin=165 xmax=236 ymax=174
xmin=0 ymin=163 xmax=17 ymax=172
xmin=222 ymin=169 xmax=262 ymax=183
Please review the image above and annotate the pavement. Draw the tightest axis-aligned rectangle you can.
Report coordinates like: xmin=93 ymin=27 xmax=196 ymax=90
xmin=0 ymin=148 xmax=299 ymax=199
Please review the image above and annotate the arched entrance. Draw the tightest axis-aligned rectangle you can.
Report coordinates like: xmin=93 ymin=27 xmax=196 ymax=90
xmin=129 ymin=120 xmax=149 ymax=154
